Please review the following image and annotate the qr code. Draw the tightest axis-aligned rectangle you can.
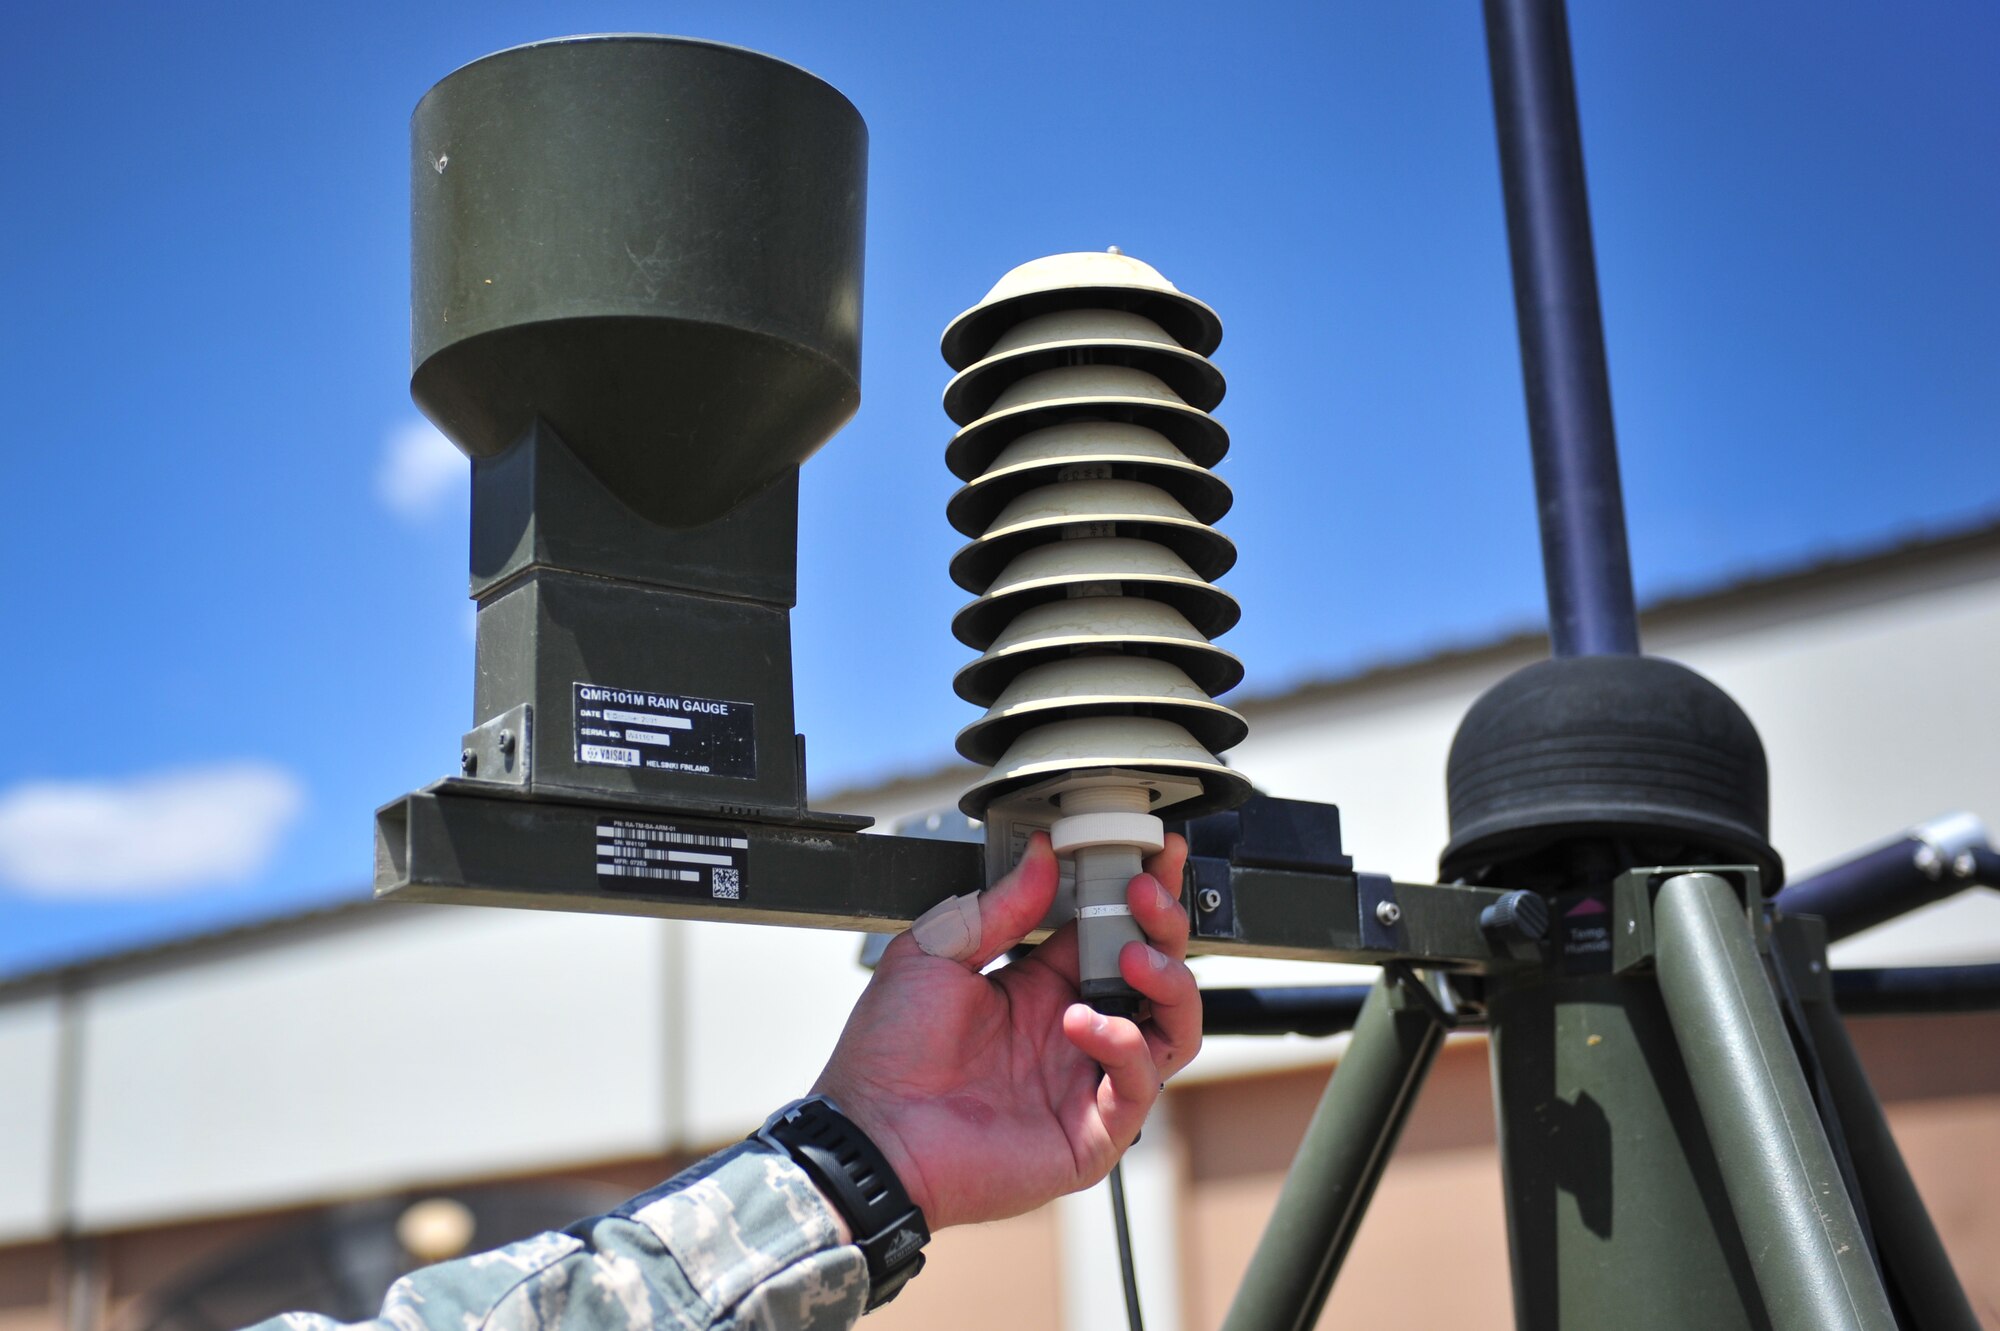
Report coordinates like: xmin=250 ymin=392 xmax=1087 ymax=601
xmin=711 ymin=867 xmax=741 ymax=900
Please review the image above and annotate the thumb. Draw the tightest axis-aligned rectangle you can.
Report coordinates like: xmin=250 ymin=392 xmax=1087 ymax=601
xmin=882 ymin=833 xmax=1060 ymax=972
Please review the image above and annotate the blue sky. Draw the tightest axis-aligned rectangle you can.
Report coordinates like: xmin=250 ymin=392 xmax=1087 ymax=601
xmin=2 ymin=1 xmax=1996 ymax=978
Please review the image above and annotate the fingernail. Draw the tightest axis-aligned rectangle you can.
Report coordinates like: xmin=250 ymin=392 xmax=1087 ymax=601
xmin=1152 ymin=879 xmax=1172 ymax=910
xmin=1092 ymin=1014 xmax=1107 ymax=1035
xmin=1145 ymin=945 xmax=1169 ymax=971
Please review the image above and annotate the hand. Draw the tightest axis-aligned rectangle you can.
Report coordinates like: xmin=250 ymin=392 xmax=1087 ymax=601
xmin=811 ymin=832 xmax=1199 ymax=1230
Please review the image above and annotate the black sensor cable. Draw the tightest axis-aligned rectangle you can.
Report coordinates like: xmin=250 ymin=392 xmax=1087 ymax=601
xmin=1109 ymin=1159 xmax=1146 ymax=1331
xmin=1091 ymin=1042 xmax=1145 ymax=1331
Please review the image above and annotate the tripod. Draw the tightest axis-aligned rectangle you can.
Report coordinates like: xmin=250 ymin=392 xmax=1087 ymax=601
xmin=1215 ymin=2 xmax=1984 ymax=1327
xmin=367 ymin=16 xmax=1990 ymax=1330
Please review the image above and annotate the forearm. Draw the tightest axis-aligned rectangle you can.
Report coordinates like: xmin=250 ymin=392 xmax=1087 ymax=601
xmin=248 ymin=1144 xmax=867 ymax=1331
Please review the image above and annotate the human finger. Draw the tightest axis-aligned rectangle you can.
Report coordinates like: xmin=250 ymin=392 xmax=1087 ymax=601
xmin=961 ymin=833 xmax=1061 ymax=967
xmin=1129 ymin=870 xmax=1191 ymax=962
xmin=1142 ymin=833 xmax=1188 ymax=900
xmin=1021 ymin=916 xmax=1079 ymax=986
xmin=1017 ymin=854 xmax=1184 ymax=990
xmin=1027 ymin=834 xmax=1187 ymax=978
xmin=1061 ymin=1003 xmax=1159 ymax=1152
xmin=1119 ymin=940 xmax=1202 ymax=1077
xmin=889 ymin=833 xmax=1059 ymax=972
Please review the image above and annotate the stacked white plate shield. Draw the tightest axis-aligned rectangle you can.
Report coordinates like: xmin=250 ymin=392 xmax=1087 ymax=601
xmin=942 ymin=249 xmax=1251 ymax=1012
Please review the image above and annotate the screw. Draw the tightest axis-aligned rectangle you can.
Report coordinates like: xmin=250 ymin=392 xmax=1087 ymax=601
xmin=1197 ymin=888 xmax=1223 ymax=914
xmin=498 ymin=728 xmax=516 ymax=755
xmin=460 ymin=748 xmax=477 ymax=775
xmin=1954 ymin=851 xmax=1976 ymax=879
xmin=1375 ymin=900 xmax=1402 ymax=927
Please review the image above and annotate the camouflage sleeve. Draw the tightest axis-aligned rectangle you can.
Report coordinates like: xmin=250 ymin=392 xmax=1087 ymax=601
xmin=248 ymin=1143 xmax=869 ymax=1331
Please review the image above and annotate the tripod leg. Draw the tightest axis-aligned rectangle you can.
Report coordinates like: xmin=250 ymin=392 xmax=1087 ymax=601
xmin=1220 ymin=972 xmax=1445 ymax=1331
xmin=1653 ymin=872 xmax=1896 ymax=1331
xmin=1799 ymin=988 xmax=1980 ymax=1330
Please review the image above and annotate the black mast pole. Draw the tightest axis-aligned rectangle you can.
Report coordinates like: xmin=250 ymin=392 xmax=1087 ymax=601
xmin=1484 ymin=0 xmax=1640 ymax=657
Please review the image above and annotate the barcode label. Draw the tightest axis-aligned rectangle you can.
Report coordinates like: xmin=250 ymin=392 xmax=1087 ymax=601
xmin=596 ymin=818 xmax=749 ymax=901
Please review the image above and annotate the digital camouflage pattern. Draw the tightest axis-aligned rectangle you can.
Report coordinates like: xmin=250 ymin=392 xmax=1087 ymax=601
xmin=253 ymin=1144 xmax=869 ymax=1331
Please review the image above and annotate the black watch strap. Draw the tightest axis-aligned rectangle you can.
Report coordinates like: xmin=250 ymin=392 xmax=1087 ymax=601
xmin=755 ymin=1096 xmax=930 ymax=1310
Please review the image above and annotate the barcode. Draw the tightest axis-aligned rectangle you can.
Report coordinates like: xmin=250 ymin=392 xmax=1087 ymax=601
xmin=712 ymin=867 xmax=741 ymax=899
xmin=598 ymin=843 xmax=732 ymax=867
xmin=598 ymin=823 xmax=748 ymax=849
xmin=599 ymin=865 xmax=701 ymax=883
xmin=598 ymin=844 xmax=685 ymax=861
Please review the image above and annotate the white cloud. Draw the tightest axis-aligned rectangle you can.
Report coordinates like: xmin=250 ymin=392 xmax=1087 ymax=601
xmin=377 ymin=417 xmax=467 ymax=521
xmin=0 ymin=763 xmax=306 ymax=898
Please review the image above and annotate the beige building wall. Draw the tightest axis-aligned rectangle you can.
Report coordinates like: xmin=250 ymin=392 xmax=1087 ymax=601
xmin=5 ymin=1014 xmax=1992 ymax=1331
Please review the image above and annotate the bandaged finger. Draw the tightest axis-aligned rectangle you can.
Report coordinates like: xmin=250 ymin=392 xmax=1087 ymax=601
xmin=911 ymin=891 xmax=983 ymax=961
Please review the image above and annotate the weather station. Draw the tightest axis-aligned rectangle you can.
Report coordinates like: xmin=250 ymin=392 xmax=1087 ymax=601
xmin=371 ymin=9 xmax=1998 ymax=1330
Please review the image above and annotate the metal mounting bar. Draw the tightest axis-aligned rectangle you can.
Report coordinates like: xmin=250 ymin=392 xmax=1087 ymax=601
xmin=1483 ymin=0 xmax=1640 ymax=657
xmin=1192 ymin=861 xmax=1523 ymax=968
xmin=1778 ymin=814 xmax=1998 ymax=942
xmin=1198 ymin=963 xmax=2000 ymax=1040
xmin=377 ymin=782 xmax=975 ymax=933
xmin=376 ymin=784 xmax=1523 ymax=969
xmin=1219 ymin=974 xmax=1447 ymax=1331
xmin=1653 ymin=872 xmax=1896 ymax=1331
xmin=1200 ymin=985 xmax=1373 ymax=1038
xmin=1831 ymin=963 xmax=2000 ymax=1015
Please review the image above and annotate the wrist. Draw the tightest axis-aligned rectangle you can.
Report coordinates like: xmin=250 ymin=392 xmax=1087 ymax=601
xmin=756 ymin=1095 xmax=931 ymax=1310
xmin=810 ymin=1076 xmax=937 ymax=1224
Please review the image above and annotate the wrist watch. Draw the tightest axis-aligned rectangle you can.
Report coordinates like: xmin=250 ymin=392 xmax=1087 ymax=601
xmin=755 ymin=1095 xmax=930 ymax=1309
